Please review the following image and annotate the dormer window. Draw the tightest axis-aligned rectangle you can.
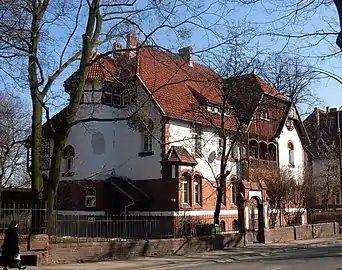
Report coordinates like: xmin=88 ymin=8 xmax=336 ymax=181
xmin=260 ymin=110 xmax=269 ymax=120
xmin=102 ymin=82 xmax=136 ymax=107
xmin=207 ymin=104 xmax=213 ymax=111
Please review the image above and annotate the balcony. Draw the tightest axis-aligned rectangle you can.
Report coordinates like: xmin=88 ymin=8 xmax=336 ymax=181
xmin=249 ymin=158 xmax=277 ymax=169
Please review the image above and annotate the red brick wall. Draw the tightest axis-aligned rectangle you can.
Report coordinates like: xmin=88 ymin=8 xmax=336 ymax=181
xmin=57 ymin=180 xmax=105 ymax=211
xmin=133 ymin=179 xmax=178 ymax=211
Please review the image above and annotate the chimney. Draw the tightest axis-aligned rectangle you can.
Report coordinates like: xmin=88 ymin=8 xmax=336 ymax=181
xmin=112 ymin=42 xmax=123 ymax=56
xmin=326 ymin=106 xmax=329 ymax=113
xmin=314 ymin=107 xmax=320 ymax=127
xmin=178 ymin=47 xmax=193 ymax=67
xmin=330 ymin=108 xmax=337 ymax=112
xmin=126 ymin=33 xmax=138 ymax=59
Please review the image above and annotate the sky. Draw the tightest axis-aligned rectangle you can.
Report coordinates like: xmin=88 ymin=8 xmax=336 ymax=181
xmin=3 ymin=0 xmax=342 ymax=117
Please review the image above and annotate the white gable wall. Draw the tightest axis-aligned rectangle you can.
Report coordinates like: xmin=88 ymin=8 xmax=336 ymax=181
xmin=277 ymin=123 xmax=305 ymax=181
xmin=58 ymin=82 xmax=162 ymax=181
xmin=168 ymin=119 xmax=237 ymax=181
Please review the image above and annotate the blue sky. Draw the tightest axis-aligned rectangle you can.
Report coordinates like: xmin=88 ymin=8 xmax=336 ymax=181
xmin=7 ymin=0 xmax=342 ymax=116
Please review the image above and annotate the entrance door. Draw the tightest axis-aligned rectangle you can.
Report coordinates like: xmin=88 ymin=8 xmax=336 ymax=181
xmin=249 ymin=196 xmax=264 ymax=243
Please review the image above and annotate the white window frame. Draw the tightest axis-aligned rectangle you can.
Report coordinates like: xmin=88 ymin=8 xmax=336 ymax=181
xmin=142 ymin=131 xmax=153 ymax=152
xmin=260 ymin=110 xmax=269 ymax=121
xmin=193 ymin=133 xmax=202 ymax=155
xmin=231 ymin=184 xmax=237 ymax=204
xmin=194 ymin=176 xmax=201 ymax=205
xmin=181 ymin=174 xmax=190 ymax=204
xmin=85 ymin=195 xmax=97 ymax=208
xmin=288 ymin=142 xmax=294 ymax=166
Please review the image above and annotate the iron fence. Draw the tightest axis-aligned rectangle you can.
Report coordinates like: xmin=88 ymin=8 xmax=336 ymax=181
xmin=0 ymin=204 xmax=239 ymax=241
xmin=0 ymin=203 xmax=47 ymax=235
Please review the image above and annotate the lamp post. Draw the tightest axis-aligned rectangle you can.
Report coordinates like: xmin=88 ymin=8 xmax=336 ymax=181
xmin=337 ymin=106 xmax=342 ymax=202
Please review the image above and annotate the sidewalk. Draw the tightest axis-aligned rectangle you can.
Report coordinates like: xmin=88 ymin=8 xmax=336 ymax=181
xmin=32 ymin=236 xmax=342 ymax=270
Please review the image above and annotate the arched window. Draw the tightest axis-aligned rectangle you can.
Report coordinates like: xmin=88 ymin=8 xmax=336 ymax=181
xmin=288 ymin=142 xmax=294 ymax=166
xmin=220 ymin=220 xmax=226 ymax=232
xmin=259 ymin=142 xmax=267 ymax=160
xmin=63 ymin=145 xmax=75 ymax=174
xmin=230 ymin=178 xmax=237 ymax=205
xmin=181 ymin=173 xmax=191 ymax=204
xmin=194 ymin=175 xmax=202 ymax=205
xmin=249 ymin=140 xmax=258 ymax=158
xmin=268 ymin=144 xmax=277 ymax=161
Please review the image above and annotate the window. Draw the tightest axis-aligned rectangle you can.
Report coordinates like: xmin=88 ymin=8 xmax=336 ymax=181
xmin=142 ymin=132 xmax=153 ymax=152
xmin=221 ymin=180 xmax=226 ymax=205
xmin=335 ymin=188 xmax=342 ymax=205
xmin=193 ymin=134 xmax=202 ymax=155
xmin=218 ymin=138 xmax=223 ymax=158
xmin=181 ymin=173 xmax=191 ymax=204
xmin=194 ymin=175 xmax=202 ymax=204
xmin=102 ymin=83 xmax=136 ymax=107
xmin=249 ymin=140 xmax=258 ymax=159
xmin=288 ymin=142 xmax=294 ymax=166
xmin=231 ymin=143 xmax=239 ymax=160
xmin=260 ymin=110 xmax=269 ymax=120
xmin=231 ymin=181 xmax=237 ymax=205
xmin=63 ymin=145 xmax=75 ymax=176
xmin=207 ymin=104 xmax=213 ymax=111
xmin=85 ymin=195 xmax=96 ymax=208
xmin=286 ymin=118 xmax=294 ymax=130
xmin=220 ymin=220 xmax=226 ymax=232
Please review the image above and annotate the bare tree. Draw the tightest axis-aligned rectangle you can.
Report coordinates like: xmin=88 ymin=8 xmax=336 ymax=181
xmin=0 ymin=0 xmax=241 ymax=231
xmin=259 ymin=54 xmax=322 ymax=115
xmin=0 ymin=94 xmax=30 ymax=193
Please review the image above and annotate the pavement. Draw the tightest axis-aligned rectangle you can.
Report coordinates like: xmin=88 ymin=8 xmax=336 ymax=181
xmin=26 ymin=236 xmax=342 ymax=270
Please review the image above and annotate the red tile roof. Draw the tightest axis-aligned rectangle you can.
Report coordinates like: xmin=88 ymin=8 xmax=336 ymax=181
xmin=65 ymin=46 xmax=285 ymax=130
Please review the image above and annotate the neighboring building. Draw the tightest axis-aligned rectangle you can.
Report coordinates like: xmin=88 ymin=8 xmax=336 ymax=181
xmin=35 ymin=33 xmax=309 ymax=237
xmin=304 ymin=107 xmax=342 ymax=210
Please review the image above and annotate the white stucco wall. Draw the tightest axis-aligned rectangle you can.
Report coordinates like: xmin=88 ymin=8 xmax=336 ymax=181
xmin=168 ymin=119 xmax=238 ymax=181
xmin=58 ymin=82 xmax=162 ymax=181
xmin=277 ymin=121 xmax=305 ymax=181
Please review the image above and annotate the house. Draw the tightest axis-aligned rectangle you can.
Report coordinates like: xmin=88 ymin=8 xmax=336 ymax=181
xmin=36 ymin=33 xmax=310 ymax=236
xmin=304 ymin=107 xmax=342 ymax=211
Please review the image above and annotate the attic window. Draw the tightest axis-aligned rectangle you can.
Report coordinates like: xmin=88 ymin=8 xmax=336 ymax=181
xmin=102 ymin=83 xmax=136 ymax=107
xmin=207 ymin=104 xmax=213 ymax=111
xmin=260 ymin=110 xmax=269 ymax=120
xmin=286 ymin=118 xmax=294 ymax=130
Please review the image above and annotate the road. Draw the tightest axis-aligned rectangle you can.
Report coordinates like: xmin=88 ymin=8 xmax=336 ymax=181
xmin=175 ymin=242 xmax=342 ymax=270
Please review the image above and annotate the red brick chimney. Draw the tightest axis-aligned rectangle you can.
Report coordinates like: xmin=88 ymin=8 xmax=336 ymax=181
xmin=112 ymin=41 xmax=123 ymax=56
xmin=178 ymin=47 xmax=193 ymax=67
xmin=126 ymin=33 xmax=138 ymax=59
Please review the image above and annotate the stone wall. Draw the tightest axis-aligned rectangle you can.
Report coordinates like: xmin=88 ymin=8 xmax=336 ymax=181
xmin=265 ymin=222 xmax=339 ymax=243
xmin=44 ymin=233 xmax=244 ymax=265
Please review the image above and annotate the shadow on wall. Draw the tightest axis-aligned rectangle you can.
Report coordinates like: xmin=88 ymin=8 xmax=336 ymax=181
xmin=61 ymin=233 xmax=245 ymax=264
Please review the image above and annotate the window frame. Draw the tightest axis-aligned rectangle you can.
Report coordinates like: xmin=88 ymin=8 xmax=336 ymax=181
xmin=62 ymin=145 xmax=75 ymax=176
xmin=181 ymin=173 xmax=191 ymax=204
xmin=193 ymin=175 xmax=202 ymax=205
xmin=288 ymin=142 xmax=294 ymax=166
xmin=85 ymin=195 xmax=97 ymax=208
xmin=231 ymin=182 xmax=237 ymax=205
xmin=260 ymin=110 xmax=269 ymax=120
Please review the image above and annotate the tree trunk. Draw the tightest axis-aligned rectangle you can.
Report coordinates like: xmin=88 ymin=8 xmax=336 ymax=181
xmin=46 ymin=134 xmax=67 ymax=235
xmin=213 ymin=180 xmax=223 ymax=224
xmin=30 ymin=92 xmax=45 ymax=234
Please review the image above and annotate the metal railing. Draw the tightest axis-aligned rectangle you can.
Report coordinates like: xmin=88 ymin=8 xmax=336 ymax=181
xmin=0 ymin=204 xmax=239 ymax=241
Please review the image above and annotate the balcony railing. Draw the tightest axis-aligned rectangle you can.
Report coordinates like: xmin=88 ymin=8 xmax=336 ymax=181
xmin=249 ymin=158 xmax=277 ymax=168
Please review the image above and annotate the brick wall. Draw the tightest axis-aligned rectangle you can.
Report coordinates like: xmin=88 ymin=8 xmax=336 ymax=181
xmin=44 ymin=233 xmax=244 ymax=265
xmin=264 ymin=222 xmax=339 ymax=243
